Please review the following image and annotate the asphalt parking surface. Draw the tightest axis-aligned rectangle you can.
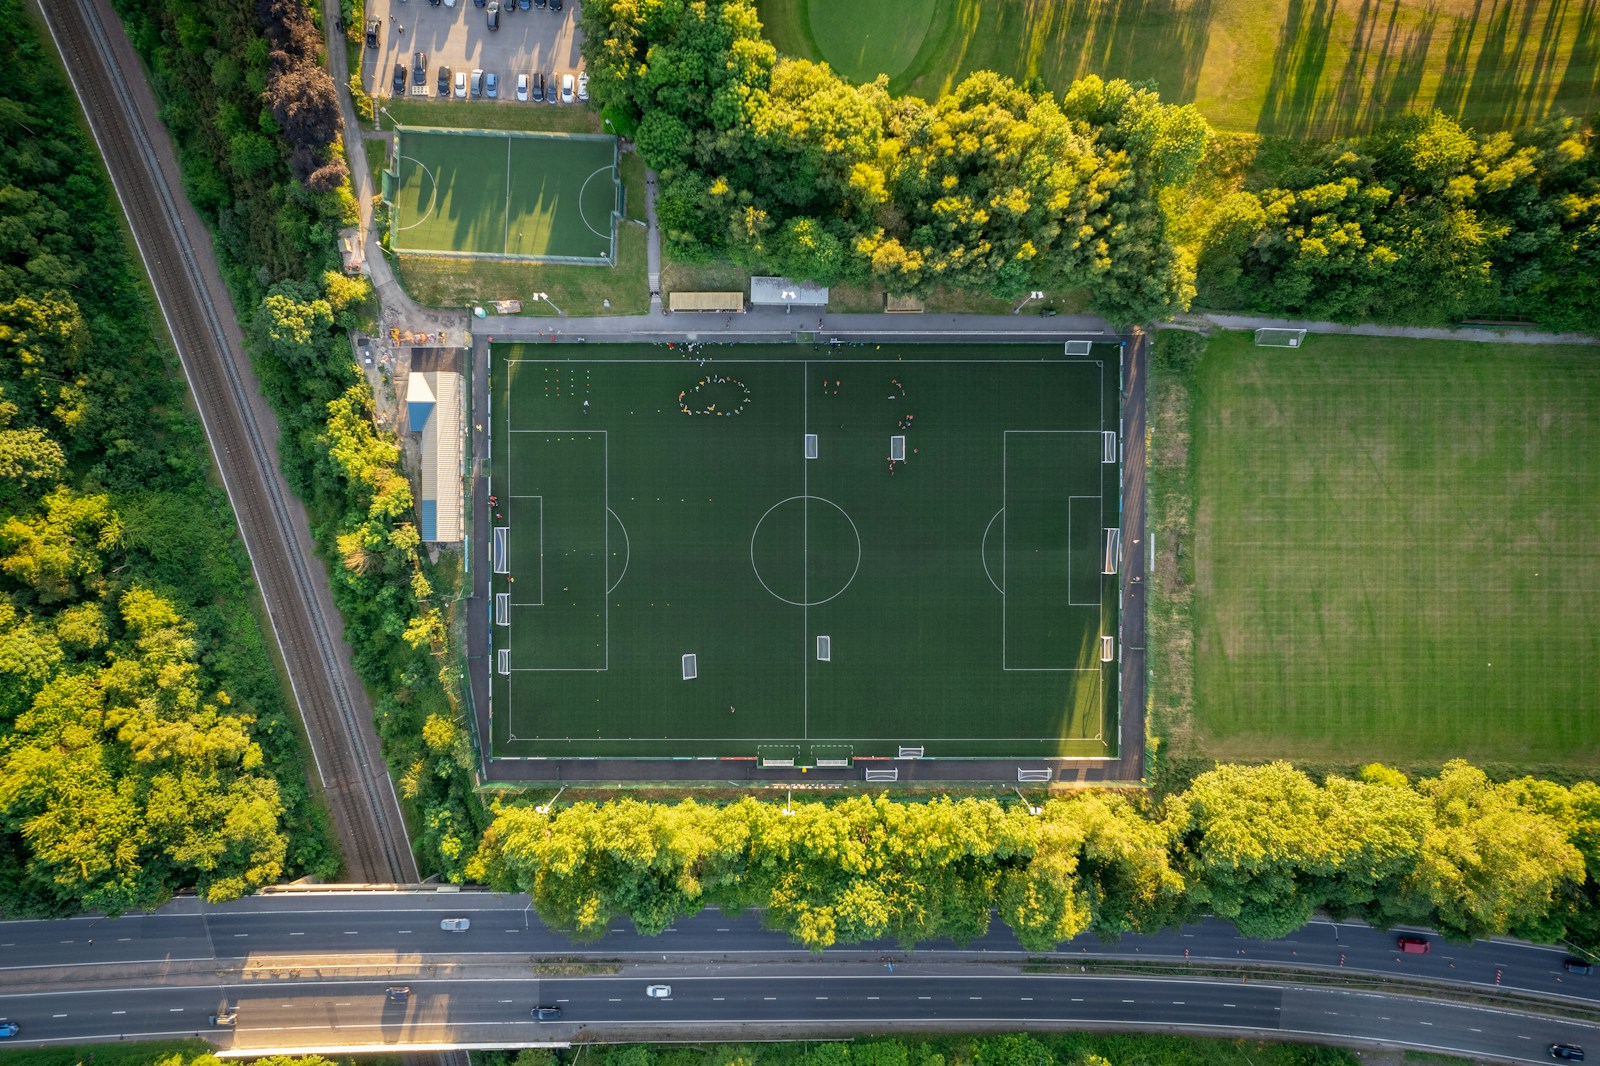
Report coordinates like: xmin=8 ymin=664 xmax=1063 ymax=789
xmin=363 ymin=0 xmax=583 ymax=103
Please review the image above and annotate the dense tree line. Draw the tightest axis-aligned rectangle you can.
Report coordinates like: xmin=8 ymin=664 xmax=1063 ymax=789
xmin=580 ymin=0 xmax=1208 ymax=324
xmin=1195 ymin=110 xmax=1600 ymax=329
xmin=111 ymin=0 xmax=486 ymax=879
xmin=472 ymin=761 xmax=1600 ymax=951
xmin=0 ymin=0 xmax=338 ymax=914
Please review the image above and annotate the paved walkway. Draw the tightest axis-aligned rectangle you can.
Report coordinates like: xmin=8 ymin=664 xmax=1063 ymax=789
xmin=1173 ymin=312 xmax=1598 ymax=347
xmin=474 ymin=308 xmax=1115 ymax=342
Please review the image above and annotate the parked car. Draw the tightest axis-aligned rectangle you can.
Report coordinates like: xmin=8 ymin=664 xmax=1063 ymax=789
xmin=485 ymin=71 xmax=499 ymax=98
xmin=532 ymin=1006 xmax=562 ymax=1020
xmin=516 ymin=73 xmax=529 ymax=102
xmin=386 ymin=986 xmax=411 ymax=1001
xmin=392 ymin=63 xmax=406 ymax=94
xmin=1396 ymin=936 xmax=1430 ymax=954
xmin=442 ymin=916 xmax=471 ymax=931
xmin=470 ymin=69 xmax=483 ymax=97
xmin=487 ymin=1 xmax=499 ymax=28
xmin=645 ymin=984 xmax=672 ymax=998
xmin=551 ymin=0 xmax=562 ymax=11
xmin=518 ymin=0 xmax=530 ymax=9
xmin=1565 ymin=958 xmax=1595 ymax=975
xmin=1551 ymin=1046 xmax=1586 ymax=1062
xmin=544 ymin=73 xmax=558 ymax=102
xmin=455 ymin=70 xmax=468 ymax=97
xmin=1 ymin=1021 xmax=20 ymax=1038
xmin=531 ymin=72 xmax=545 ymax=102
xmin=438 ymin=65 xmax=451 ymax=96
xmin=560 ymin=73 xmax=575 ymax=103
xmin=364 ymin=19 xmax=380 ymax=45
xmin=534 ymin=0 xmax=546 ymax=9
xmin=577 ymin=71 xmax=588 ymax=101
xmin=412 ymin=52 xmax=428 ymax=85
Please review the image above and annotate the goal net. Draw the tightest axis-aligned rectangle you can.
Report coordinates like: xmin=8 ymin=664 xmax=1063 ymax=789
xmin=1254 ymin=328 xmax=1307 ymax=348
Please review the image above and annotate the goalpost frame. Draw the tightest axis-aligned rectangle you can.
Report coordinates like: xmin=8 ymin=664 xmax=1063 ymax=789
xmin=1254 ymin=328 xmax=1308 ymax=348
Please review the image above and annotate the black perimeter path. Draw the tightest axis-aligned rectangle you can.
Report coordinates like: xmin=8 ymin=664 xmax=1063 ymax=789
xmin=465 ymin=329 xmax=1149 ymax=786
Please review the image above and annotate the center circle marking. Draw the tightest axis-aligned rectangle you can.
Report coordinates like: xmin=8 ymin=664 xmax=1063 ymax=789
xmin=749 ymin=495 xmax=862 ymax=607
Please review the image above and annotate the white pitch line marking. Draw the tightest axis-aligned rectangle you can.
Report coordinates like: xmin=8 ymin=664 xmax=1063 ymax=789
xmin=112 ymin=1011 xmax=126 ymax=1016
xmin=289 ymin=932 xmax=305 ymax=936
xmin=53 ymin=1014 xmax=68 ymax=1018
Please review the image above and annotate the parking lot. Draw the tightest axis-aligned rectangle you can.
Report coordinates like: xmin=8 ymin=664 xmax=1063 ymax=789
xmin=364 ymin=0 xmax=583 ymax=104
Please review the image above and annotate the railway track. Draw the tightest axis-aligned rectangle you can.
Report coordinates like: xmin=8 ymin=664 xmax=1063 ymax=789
xmin=37 ymin=0 xmax=417 ymax=884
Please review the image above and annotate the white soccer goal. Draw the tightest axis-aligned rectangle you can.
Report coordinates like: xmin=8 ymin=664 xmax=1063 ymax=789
xmin=1102 ymin=430 xmax=1118 ymax=463
xmin=495 ymin=592 xmax=510 ymax=625
xmin=816 ymin=635 xmax=832 ymax=661
xmin=1064 ymin=340 xmax=1093 ymax=356
xmin=1103 ymin=527 xmax=1122 ymax=574
xmin=889 ymin=435 xmax=906 ymax=461
xmin=1254 ymin=328 xmax=1307 ymax=348
xmin=865 ymin=767 xmax=900 ymax=782
xmin=492 ymin=526 xmax=510 ymax=573
xmin=496 ymin=648 xmax=511 ymax=675
xmin=1101 ymin=635 xmax=1115 ymax=662
xmin=805 ymin=433 xmax=818 ymax=460
xmin=897 ymin=745 xmax=924 ymax=759
xmin=1017 ymin=767 xmax=1053 ymax=783
xmin=681 ymin=653 xmax=698 ymax=680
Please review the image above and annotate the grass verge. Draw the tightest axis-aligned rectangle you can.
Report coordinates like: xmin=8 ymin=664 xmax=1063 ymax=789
xmin=394 ymin=220 xmax=648 ymax=313
xmin=378 ymin=99 xmax=603 ymax=134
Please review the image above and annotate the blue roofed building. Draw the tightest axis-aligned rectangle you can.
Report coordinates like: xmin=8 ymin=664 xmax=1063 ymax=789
xmin=405 ymin=354 xmax=464 ymax=543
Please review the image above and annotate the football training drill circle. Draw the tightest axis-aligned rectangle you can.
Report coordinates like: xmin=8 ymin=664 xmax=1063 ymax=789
xmin=391 ymin=128 xmax=620 ymax=262
xmin=488 ymin=343 xmax=1123 ymax=762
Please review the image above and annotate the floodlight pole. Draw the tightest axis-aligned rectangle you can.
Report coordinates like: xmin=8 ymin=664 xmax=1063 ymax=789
xmin=1012 ymin=290 xmax=1045 ymax=315
xmin=534 ymin=291 xmax=565 ymax=317
xmin=535 ymin=785 xmax=566 ymax=814
xmin=1013 ymin=787 xmax=1042 ymax=816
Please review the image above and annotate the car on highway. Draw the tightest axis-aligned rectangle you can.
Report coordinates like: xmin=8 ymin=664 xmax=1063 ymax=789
xmin=441 ymin=916 xmax=471 ymax=931
xmin=1397 ymin=936 xmax=1430 ymax=954
xmin=646 ymin=984 xmax=672 ymax=998
xmin=0 ymin=1021 xmax=19 ymax=1038
xmin=412 ymin=52 xmax=428 ymax=85
xmin=392 ymin=63 xmax=406 ymax=94
xmin=532 ymin=1006 xmax=562 ymax=1020
xmin=486 ymin=71 xmax=499 ymax=98
xmin=560 ymin=73 xmax=575 ymax=103
xmin=577 ymin=71 xmax=588 ymax=101
xmin=1551 ymin=1045 xmax=1586 ymax=1062
xmin=455 ymin=70 xmax=468 ymax=97
xmin=1564 ymin=958 xmax=1595 ymax=974
xmin=438 ymin=65 xmax=451 ymax=96
xmin=209 ymin=1007 xmax=236 ymax=1026
xmin=386 ymin=986 xmax=411 ymax=1001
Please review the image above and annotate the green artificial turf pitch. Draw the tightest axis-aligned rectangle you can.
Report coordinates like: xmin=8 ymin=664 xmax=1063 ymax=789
xmin=392 ymin=129 xmax=618 ymax=261
xmin=488 ymin=343 xmax=1123 ymax=761
xmin=1191 ymin=332 xmax=1600 ymax=766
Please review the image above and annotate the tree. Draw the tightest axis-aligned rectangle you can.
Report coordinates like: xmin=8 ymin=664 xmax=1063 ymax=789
xmin=0 ymin=487 xmax=122 ymax=604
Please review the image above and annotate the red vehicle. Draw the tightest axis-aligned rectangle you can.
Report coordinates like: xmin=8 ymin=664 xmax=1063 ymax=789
xmin=1397 ymin=936 xmax=1430 ymax=954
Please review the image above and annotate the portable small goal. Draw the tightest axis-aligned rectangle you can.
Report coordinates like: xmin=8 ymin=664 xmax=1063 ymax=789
xmin=816 ymin=635 xmax=831 ymax=661
xmin=889 ymin=435 xmax=906 ymax=461
xmin=681 ymin=653 xmax=698 ymax=680
xmin=1255 ymin=328 xmax=1307 ymax=348
xmin=805 ymin=433 xmax=818 ymax=460
xmin=1064 ymin=340 xmax=1094 ymax=356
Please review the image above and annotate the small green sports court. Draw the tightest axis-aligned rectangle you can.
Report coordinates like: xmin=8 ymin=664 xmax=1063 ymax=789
xmin=487 ymin=343 xmax=1124 ymax=763
xmin=390 ymin=128 xmax=619 ymax=262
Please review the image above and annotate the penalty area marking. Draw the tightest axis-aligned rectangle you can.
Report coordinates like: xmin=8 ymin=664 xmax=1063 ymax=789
xmin=395 ymin=155 xmax=439 ymax=233
xmin=577 ymin=165 xmax=617 ymax=247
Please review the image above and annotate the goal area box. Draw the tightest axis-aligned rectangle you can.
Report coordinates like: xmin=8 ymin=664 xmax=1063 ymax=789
xmin=486 ymin=342 xmax=1124 ymax=763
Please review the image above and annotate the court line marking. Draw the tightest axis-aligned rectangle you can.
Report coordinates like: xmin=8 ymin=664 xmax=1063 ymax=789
xmin=576 ymin=164 xmax=617 ymax=250
xmin=393 ymin=155 xmax=439 ymax=233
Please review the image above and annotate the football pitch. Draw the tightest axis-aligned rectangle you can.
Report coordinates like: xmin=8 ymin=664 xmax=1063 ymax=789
xmin=1191 ymin=332 xmax=1600 ymax=766
xmin=487 ymin=343 xmax=1124 ymax=762
xmin=391 ymin=129 xmax=619 ymax=262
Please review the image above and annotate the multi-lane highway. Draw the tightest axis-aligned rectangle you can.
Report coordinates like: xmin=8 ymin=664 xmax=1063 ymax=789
xmin=1 ymin=892 xmax=1597 ymax=1061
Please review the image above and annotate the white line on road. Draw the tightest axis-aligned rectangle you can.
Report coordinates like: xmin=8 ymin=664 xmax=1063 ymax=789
xmin=398 ymin=930 xmax=411 ymax=934
xmin=713 ymin=998 xmax=725 ymax=1002
xmin=289 ymin=932 xmax=305 ymax=936
xmin=1071 ymin=998 xmax=1083 ymax=1003
xmin=764 ymin=997 xmax=776 ymax=1001
xmin=169 ymin=1008 xmax=184 ymax=1012
xmin=918 ymin=997 xmax=931 ymax=1001
xmin=112 ymin=1011 xmax=126 ymax=1016
xmin=53 ymin=1014 xmax=68 ymax=1018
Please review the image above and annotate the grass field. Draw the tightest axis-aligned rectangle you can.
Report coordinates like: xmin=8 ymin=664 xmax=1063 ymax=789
xmin=395 ymin=222 xmax=648 ymax=314
xmin=1190 ymin=332 xmax=1600 ymax=766
xmin=757 ymin=0 xmax=1600 ymax=135
xmin=488 ymin=342 xmax=1123 ymax=761
xmin=392 ymin=129 xmax=619 ymax=260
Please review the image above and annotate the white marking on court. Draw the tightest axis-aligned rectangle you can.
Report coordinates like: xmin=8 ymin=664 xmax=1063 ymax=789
xmin=980 ymin=508 xmax=1004 ymax=593
xmin=749 ymin=495 xmax=862 ymax=608
xmin=607 ymin=508 xmax=631 ymax=594
xmin=576 ymin=164 xmax=617 ymax=248
xmin=393 ymin=155 xmax=439 ymax=234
